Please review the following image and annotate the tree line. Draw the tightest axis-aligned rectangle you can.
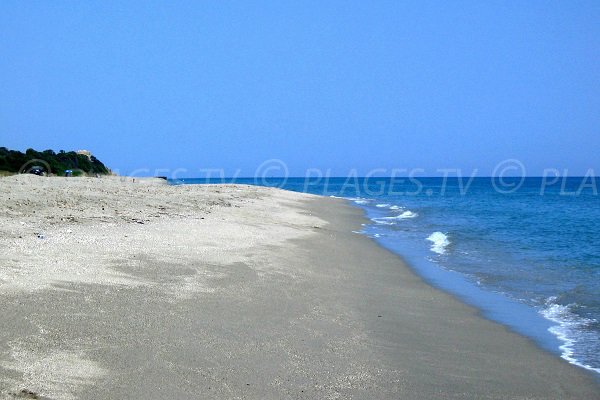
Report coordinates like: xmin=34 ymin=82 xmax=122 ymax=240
xmin=0 ymin=147 xmax=110 ymax=176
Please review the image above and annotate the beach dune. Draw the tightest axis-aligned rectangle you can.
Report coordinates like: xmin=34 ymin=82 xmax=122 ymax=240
xmin=0 ymin=175 xmax=598 ymax=399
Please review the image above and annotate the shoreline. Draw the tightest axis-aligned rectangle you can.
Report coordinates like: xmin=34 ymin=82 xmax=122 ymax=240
xmin=0 ymin=175 xmax=599 ymax=399
xmin=305 ymin=196 xmax=600 ymax=394
xmin=371 ymin=229 xmax=600 ymax=377
xmin=351 ymin=194 xmax=600 ymax=379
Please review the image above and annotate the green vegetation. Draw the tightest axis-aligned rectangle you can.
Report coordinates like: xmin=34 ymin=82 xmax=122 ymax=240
xmin=0 ymin=147 xmax=110 ymax=176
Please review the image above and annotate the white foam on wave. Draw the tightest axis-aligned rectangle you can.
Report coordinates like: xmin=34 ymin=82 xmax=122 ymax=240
xmin=540 ymin=297 xmax=600 ymax=374
xmin=375 ymin=203 xmax=391 ymax=208
xmin=386 ymin=211 xmax=418 ymax=220
xmin=371 ymin=218 xmax=394 ymax=225
xmin=330 ymin=195 xmax=372 ymax=206
xmin=389 ymin=205 xmax=401 ymax=210
xmin=344 ymin=197 xmax=371 ymax=205
xmin=371 ymin=210 xmax=418 ymax=225
xmin=397 ymin=211 xmax=417 ymax=219
xmin=426 ymin=232 xmax=450 ymax=255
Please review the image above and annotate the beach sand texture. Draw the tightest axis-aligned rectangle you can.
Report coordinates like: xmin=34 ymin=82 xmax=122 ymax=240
xmin=0 ymin=175 xmax=598 ymax=399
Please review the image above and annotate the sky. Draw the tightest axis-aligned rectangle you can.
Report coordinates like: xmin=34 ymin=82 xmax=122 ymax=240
xmin=1 ymin=1 xmax=599 ymax=177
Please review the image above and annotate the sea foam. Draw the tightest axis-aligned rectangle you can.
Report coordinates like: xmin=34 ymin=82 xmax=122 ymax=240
xmin=372 ymin=210 xmax=418 ymax=225
xmin=540 ymin=297 xmax=600 ymax=374
xmin=352 ymin=198 xmax=370 ymax=205
xmin=396 ymin=211 xmax=417 ymax=219
xmin=426 ymin=232 xmax=450 ymax=255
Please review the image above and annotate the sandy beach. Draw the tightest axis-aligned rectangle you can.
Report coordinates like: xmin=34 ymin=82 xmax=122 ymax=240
xmin=0 ymin=175 xmax=598 ymax=399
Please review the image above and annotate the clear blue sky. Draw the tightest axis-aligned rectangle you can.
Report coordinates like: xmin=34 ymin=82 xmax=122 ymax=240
xmin=1 ymin=1 xmax=599 ymax=176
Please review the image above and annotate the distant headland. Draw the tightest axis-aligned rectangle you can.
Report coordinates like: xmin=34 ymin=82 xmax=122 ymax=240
xmin=0 ymin=147 xmax=110 ymax=176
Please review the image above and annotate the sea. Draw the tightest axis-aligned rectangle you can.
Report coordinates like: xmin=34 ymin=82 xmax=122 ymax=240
xmin=172 ymin=176 xmax=600 ymax=376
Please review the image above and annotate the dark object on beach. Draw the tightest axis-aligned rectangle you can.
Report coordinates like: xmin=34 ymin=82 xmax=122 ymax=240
xmin=156 ymin=176 xmax=168 ymax=180
xmin=65 ymin=169 xmax=73 ymax=177
xmin=8 ymin=389 xmax=42 ymax=399
xmin=27 ymin=166 xmax=45 ymax=176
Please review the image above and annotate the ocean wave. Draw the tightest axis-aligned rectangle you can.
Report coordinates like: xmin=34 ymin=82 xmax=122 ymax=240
xmin=371 ymin=218 xmax=394 ymax=225
xmin=330 ymin=195 xmax=372 ymax=205
xmin=371 ymin=210 xmax=418 ymax=225
xmin=383 ymin=211 xmax=418 ymax=220
xmin=426 ymin=232 xmax=450 ymax=255
xmin=344 ymin=197 xmax=371 ymax=205
xmin=375 ymin=203 xmax=391 ymax=208
xmin=397 ymin=211 xmax=417 ymax=219
xmin=540 ymin=297 xmax=600 ymax=374
xmin=389 ymin=205 xmax=401 ymax=210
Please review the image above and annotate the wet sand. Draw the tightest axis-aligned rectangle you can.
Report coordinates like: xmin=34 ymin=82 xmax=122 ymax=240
xmin=0 ymin=175 xmax=598 ymax=399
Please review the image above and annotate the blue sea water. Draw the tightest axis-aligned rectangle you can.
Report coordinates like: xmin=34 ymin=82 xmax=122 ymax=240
xmin=173 ymin=177 xmax=600 ymax=375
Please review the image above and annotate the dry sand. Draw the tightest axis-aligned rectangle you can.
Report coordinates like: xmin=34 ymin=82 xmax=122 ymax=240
xmin=0 ymin=174 xmax=598 ymax=399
